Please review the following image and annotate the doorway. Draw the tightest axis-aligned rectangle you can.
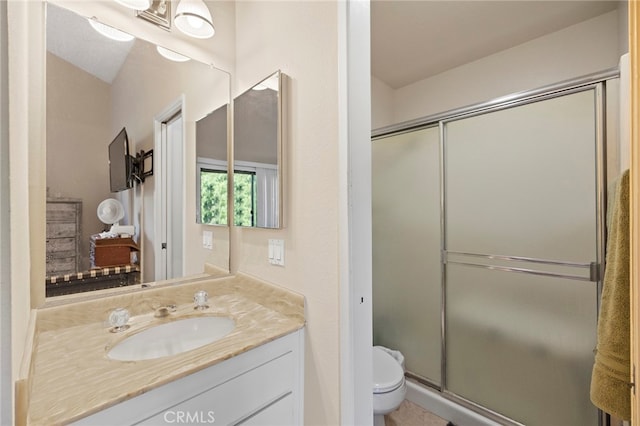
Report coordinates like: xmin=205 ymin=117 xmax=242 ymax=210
xmin=155 ymin=100 xmax=184 ymax=281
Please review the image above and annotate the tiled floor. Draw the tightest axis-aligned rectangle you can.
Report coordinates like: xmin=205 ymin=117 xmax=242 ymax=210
xmin=385 ymin=400 xmax=449 ymax=426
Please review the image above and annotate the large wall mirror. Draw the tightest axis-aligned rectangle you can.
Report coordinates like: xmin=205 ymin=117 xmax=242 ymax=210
xmin=233 ymin=71 xmax=285 ymax=229
xmin=45 ymin=2 xmax=230 ymax=297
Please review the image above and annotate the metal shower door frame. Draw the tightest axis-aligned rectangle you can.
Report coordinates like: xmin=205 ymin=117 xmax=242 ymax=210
xmin=373 ymin=68 xmax=617 ymax=426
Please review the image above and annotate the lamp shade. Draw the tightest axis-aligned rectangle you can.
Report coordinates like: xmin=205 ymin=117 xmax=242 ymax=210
xmin=114 ymin=0 xmax=152 ymax=10
xmin=175 ymin=0 xmax=215 ymax=39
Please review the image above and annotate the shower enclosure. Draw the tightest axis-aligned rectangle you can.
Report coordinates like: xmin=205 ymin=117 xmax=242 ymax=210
xmin=372 ymin=72 xmax=619 ymax=426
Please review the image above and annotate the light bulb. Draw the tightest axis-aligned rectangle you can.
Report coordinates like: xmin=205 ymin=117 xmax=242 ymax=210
xmin=187 ymin=15 xmax=204 ymax=29
xmin=88 ymin=19 xmax=135 ymax=42
xmin=156 ymin=46 xmax=190 ymax=63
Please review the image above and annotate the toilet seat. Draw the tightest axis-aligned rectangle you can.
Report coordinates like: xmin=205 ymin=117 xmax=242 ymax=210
xmin=373 ymin=346 xmax=404 ymax=393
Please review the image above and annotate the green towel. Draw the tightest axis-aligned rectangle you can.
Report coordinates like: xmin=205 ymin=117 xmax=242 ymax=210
xmin=590 ymin=169 xmax=631 ymax=420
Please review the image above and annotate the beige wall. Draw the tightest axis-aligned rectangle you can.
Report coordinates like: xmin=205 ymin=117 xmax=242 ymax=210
xmin=234 ymin=1 xmax=341 ymax=424
xmin=7 ymin=0 xmax=45 ymax=402
xmin=46 ymin=53 xmax=112 ymax=270
xmin=373 ymin=9 xmax=624 ymax=129
xmin=371 ymin=76 xmax=394 ymax=131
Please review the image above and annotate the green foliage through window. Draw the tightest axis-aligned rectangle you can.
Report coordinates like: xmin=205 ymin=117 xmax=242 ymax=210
xmin=199 ymin=169 xmax=257 ymax=226
xmin=234 ymin=172 xmax=256 ymax=226
xmin=200 ymin=169 xmax=228 ymax=225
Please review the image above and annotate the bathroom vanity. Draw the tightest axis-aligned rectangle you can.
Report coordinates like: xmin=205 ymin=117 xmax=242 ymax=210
xmin=19 ymin=273 xmax=305 ymax=425
xmin=73 ymin=331 xmax=303 ymax=425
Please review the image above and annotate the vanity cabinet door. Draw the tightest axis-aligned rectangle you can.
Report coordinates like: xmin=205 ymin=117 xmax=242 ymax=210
xmin=139 ymin=351 xmax=295 ymax=425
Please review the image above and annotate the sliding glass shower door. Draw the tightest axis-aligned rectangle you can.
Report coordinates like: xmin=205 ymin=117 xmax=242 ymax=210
xmin=372 ymin=84 xmax=605 ymax=426
xmin=443 ymin=88 xmax=601 ymax=426
xmin=372 ymin=126 xmax=442 ymax=385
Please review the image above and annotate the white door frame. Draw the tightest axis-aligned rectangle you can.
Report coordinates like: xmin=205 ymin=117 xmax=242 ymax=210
xmin=154 ymin=97 xmax=185 ymax=281
xmin=339 ymin=1 xmax=372 ymax=425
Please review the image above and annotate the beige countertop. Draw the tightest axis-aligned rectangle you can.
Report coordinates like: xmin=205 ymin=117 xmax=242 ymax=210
xmin=24 ymin=273 xmax=305 ymax=425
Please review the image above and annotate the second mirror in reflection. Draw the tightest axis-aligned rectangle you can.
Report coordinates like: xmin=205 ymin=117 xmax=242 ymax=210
xmin=233 ymin=71 xmax=285 ymax=229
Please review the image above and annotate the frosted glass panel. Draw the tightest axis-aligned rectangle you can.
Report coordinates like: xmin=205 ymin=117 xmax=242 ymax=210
xmin=446 ymin=265 xmax=598 ymax=426
xmin=445 ymin=90 xmax=597 ymax=262
xmin=372 ymin=127 xmax=441 ymax=384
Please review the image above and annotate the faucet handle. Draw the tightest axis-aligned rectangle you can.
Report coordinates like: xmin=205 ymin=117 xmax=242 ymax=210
xmin=193 ymin=290 xmax=209 ymax=310
xmin=108 ymin=307 xmax=130 ymax=332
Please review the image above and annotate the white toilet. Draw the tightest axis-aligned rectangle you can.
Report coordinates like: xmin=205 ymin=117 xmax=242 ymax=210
xmin=373 ymin=346 xmax=407 ymax=426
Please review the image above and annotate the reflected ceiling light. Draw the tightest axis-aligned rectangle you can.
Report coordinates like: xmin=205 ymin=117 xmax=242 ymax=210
xmin=156 ymin=46 xmax=190 ymax=62
xmin=175 ymin=0 xmax=215 ymax=39
xmin=114 ymin=0 xmax=152 ymax=10
xmin=88 ymin=18 xmax=135 ymax=42
xmin=252 ymin=77 xmax=279 ymax=91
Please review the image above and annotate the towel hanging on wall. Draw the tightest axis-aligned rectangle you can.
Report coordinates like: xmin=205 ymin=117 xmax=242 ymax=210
xmin=590 ymin=169 xmax=631 ymax=420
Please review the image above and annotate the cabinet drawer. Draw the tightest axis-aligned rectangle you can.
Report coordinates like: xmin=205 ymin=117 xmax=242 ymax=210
xmin=47 ymin=202 xmax=80 ymax=222
xmin=47 ymin=222 xmax=77 ymax=238
xmin=46 ymin=237 xmax=76 ymax=255
xmin=140 ymin=352 xmax=294 ymax=425
xmin=238 ymin=393 xmax=294 ymax=426
xmin=46 ymin=257 xmax=76 ymax=275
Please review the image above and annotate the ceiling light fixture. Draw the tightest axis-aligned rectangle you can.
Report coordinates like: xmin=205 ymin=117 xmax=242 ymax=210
xmin=156 ymin=46 xmax=190 ymax=62
xmin=114 ymin=0 xmax=152 ymax=10
xmin=174 ymin=0 xmax=215 ymax=39
xmin=88 ymin=18 xmax=135 ymax=42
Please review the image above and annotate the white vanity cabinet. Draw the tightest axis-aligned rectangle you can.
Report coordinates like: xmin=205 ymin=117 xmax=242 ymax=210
xmin=72 ymin=330 xmax=304 ymax=426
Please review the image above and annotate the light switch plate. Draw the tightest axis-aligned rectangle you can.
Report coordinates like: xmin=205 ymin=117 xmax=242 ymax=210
xmin=202 ymin=231 xmax=213 ymax=250
xmin=268 ymin=239 xmax=285 ymax=266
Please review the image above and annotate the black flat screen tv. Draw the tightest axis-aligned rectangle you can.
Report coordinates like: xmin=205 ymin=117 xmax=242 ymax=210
xmin=108 ymin=127 xmax=133 ymax=192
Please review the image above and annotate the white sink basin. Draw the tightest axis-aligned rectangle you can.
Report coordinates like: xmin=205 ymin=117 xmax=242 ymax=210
xmin=107 ymin=316 xmax=235 ymax=361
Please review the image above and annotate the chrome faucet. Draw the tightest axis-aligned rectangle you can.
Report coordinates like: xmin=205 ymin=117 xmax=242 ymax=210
xmin=154 ymin=304 xmax=177 ymax=318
